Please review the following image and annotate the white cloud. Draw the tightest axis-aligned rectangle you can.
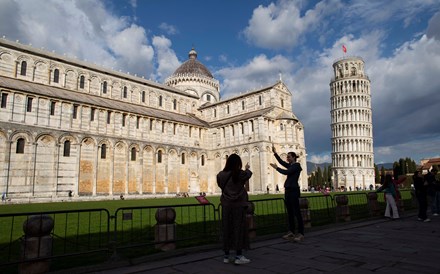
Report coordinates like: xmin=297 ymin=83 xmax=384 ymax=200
xmin=427 ymin=11 xmax=440 ymax=40
xmin=347 ymin=0 xmax=438 ymax=28
xmin=0 ymin=0 xmax=156 ymax=79
xmin=129 ymin=0 xmax=137 ymax=9
xmin=159 ymin=22 xmax=178 ymax=35
xmin=370 ymin=34 xmax=440 ymax=150
xmin=217 ymin=54 xmax=294 ymax=96
xmin=107 ymin=24 xmax=155 ymax=77
xmin=152 ymin=36 xmax=180 ymax=82
xmin=242 ymin=0 xmax=343 ymax=50
xmin=309 ymin=154 xmax=331 ymax=164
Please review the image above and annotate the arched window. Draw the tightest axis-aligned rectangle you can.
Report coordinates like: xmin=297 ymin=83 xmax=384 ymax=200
xmin=79 ymin=75 xmax=85 ymax=89
xmin=259 ymin=95 xmax=262 ymax=105
xmin=122 ymin=114 xmax=127 ymax=127
xmin=207 ymin=94 xmax=211 ymax=101
xmin=73 ymin=105 xmax=78 ymax=119
xmin=159 ymin=95 xmax=163 ymax=107
xmin=1 ymin=93 xmax=8 ymax=108
xmin=101 ymin=144 xmax=107 ymax=159
xmin=201 ymin=155 xmax=205 ymax=166
xmin=173 ymin=99 xmax=177 ymax=110
xmin=181 ymin=153 xmax=185 ymax=164
xmin=90 ymin=108 xmax=95 ymax=121
xmin=50 ymin=101 xmax=56 ymax=115
xmin=281 ymin=99 xmax=284 ymax=108
xmin=16 ymin=138 xmax=25 ymax=154
xmin=142 ymin=91 xmax=146 ymax=103
xmin=63 ymin=140 xmax=71 ymax=157
xmin=227 ymin=105 xmax=230 ymax=114
xmin=123 ymin=86 xmax=127 ymax=98
xmin=26 ymin=97 xmax=33 ymax=112
xmin=20 ymin=61 xmax=27 ymax=76
xmin=102 ymin=81 xmax=107 ymax=94
xmin=131 ymin=147 xmax=136 ymax=161
xmin=214 ymin=109 xmax=216 ymax=117
xmin=53 ymin=69 xmax=60 ymax=83
xmin=157 ymin=150 xmax=162 ymax=163
xmin=242 ymin=101 xmax=245 ymax=110
xmin=280 ymin=124 xmax=284 ymax=131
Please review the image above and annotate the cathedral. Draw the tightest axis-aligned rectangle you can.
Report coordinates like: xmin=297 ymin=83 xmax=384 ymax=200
xmin=0 ymin=38 xmax=307 ymax=201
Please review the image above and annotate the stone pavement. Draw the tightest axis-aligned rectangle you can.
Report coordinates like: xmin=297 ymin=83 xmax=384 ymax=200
xmin=58 ymin=213 xmax=440 ymax=274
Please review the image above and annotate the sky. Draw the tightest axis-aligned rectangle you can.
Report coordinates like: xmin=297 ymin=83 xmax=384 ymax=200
xmin=0 ymin=0 xmax=439 ymax=165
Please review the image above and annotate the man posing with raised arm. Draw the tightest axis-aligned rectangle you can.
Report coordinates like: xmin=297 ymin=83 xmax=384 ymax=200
xmin=270 ymin=145 xmax=304 ymax=242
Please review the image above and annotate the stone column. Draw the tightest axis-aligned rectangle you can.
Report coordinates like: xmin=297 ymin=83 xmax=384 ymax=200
xmin=367 ymin=192 xmax=380 ymax=216
xmin=154 ymin=207 xmax=176 ymax=251
xmin=246 ymin=202 xmax=256 ymax=239
xmin=299 ymin=198 xmax=311 ymax=228
xmin=335 ymin=195 xmax=351 ymax=222
xmin=19 ymin=215 xmax=54 ymax=274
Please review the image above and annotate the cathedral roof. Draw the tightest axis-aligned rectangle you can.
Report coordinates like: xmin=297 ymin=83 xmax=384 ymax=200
xmin=0 ymin=76 xmax=209 ymax=127
xmin=209 ymin=107 xmax=274 ymax=127
xmin=276 ymin=111 xmax=299 ymax=122
xmin=172 ymin=48 xmax=213 ymax=78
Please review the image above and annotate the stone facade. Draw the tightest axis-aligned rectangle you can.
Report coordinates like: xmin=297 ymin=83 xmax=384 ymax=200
xmin=330 ymin=56 xmax=375 ymax=190
xmin=0 ymin=38 xmax=307 ymax=201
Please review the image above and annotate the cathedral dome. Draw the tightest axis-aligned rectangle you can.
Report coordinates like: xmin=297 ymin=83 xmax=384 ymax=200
xmin=172 ymin=48 xmax=213 ymax=78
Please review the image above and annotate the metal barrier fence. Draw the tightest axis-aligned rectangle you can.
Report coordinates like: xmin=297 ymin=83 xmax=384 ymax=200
xmin=0 ymin=190 xmax=415 ymax=273
xmin=112 ymin=203 xmax=218 ymax=259
xmin=0 ymin=209 xmax=110 ymax=273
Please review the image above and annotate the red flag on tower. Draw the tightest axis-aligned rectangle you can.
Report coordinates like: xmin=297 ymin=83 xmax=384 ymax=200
xmin=342 ymin=45 xmax=347 ymax=53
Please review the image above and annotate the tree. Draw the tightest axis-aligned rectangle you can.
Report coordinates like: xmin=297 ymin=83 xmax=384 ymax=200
xmin=380 ymin=166 xmax=386 ymax=183
xmin=316 ymin=167 xmax=323 ymax=187
xmin=374 ymin=164 xmax=380 ymax=184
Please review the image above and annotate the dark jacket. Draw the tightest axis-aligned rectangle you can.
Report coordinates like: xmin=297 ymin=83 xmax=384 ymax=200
xmin=425 ymin=171 xmax=438 ymax=194
xmin=217 ymin=169 xmax=252 ymax=207
xmin=274 ymin=153 xmax=302 ymax=190
xmin=413 ymin=175 xmax=426 ymax=195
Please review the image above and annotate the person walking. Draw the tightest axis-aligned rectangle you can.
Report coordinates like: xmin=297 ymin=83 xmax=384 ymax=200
xmin=270 ymin=145 xmax=304 ymax=242
xmin=217 ymin=153 xmax=252 ymax=265
xmin=377 ymin=174 xmax=399 ymax=220
xmin=413 ymin=171 xmax=430 ymax=222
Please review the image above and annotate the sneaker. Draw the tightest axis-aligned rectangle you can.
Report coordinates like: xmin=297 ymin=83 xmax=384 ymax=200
xmin=235 ymin=255 xmax=251 ymax=265
xmin=223 ymin=256 xmax=231 ymax=263
xmin=417 ymin=218 xmax=423 ymax=221
xmin=433 ymin=213 xmax=439 ymax=216
xmin=293 ymin=233 xmax=304 ymax=242
xmin=424 ymin=218 xmax=431 ymax=222
xmin=282 ymin=231 xmax=295 ymax=240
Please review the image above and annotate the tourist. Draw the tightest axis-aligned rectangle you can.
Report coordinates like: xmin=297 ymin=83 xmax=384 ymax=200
xmin=425 ymin=167 xmax=439 ymax=216
xmin=413 ymin=171 xmax=430 ymax=222
xmin=377 ymin=174 xmax=399 ymax=219
xmin=217 ymin=153 xmax=252 ymax=265
xmin=270 ymin=145 xmax=304 ymax=242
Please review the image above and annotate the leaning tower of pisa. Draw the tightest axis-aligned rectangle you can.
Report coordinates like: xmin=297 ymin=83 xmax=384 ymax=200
xmin=330 ymin=56 xmax=374 ymax=190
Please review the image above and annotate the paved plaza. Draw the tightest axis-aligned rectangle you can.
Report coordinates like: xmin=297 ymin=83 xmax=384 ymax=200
xmin=54 ymin=213 xmax=440 ymax=274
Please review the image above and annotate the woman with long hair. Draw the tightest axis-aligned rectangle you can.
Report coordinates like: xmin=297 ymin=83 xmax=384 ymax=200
xmin=377 ymin=174 xmax=399 ymax=219
xmin=217 ymin=154 xmax=252 ymax=265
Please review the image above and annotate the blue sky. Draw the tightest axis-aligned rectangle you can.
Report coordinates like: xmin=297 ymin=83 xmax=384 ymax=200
xmin=1 ymin=0 xmax=439 ymax=164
